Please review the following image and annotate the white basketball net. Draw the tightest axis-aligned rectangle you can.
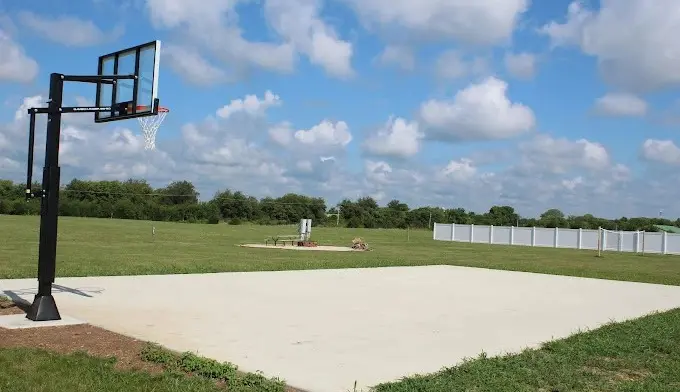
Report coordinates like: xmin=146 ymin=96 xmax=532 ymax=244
xmin=138 ymin=109 xmax=168 ymax=150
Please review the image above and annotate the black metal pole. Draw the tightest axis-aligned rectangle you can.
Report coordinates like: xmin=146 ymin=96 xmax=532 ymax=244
xmin=26 ymin=73 xmax=63 ymax=321
xmin=25 ymin=110 xmax=36 ymax=200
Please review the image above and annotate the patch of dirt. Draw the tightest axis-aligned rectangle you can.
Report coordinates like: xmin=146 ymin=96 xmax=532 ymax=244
xmin=0 ymin=299 xmax=307 ymax=392
xmin=0 ymin=297 xmax=24 ymax=315
xmin=581 ymin=366 xmax=651 ymax=382
xmin=0 ymin=306 xmax=164 ymax=373
xmin=241 ymin=243 xmax=361 ymax=252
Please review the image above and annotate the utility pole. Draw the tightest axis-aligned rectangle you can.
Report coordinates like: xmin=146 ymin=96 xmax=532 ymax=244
xmin=428 ymin=211 xmax=432 ymax=229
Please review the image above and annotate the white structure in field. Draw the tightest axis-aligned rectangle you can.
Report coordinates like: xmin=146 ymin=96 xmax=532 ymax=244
xmin=433 ymin=223 xmax=680 ymax=255
xmin=299 ymin=219 xmax=312 ymax=241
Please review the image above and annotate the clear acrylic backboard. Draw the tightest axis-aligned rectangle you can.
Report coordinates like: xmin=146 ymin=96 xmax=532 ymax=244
xmin=95 ymin=40 xmax=161 ymax=123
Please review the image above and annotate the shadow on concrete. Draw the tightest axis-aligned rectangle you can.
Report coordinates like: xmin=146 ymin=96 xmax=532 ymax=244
xmin=1 ymin=291 xmax=31 ymax=313
xmin=3 ymin=285 xmax=104 ymax=300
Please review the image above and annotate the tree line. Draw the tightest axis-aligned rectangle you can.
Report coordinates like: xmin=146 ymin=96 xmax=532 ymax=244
xmin=0 ymin=178 xmax=676 ymax=231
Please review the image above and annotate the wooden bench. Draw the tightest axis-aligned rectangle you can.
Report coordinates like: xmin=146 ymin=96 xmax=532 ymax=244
xmin=265 ymin=235 xmax=300 ymax=246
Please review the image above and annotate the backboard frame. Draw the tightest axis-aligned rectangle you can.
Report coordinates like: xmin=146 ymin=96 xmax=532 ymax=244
xmin=94 ymin=39 xmax=161 ymax=123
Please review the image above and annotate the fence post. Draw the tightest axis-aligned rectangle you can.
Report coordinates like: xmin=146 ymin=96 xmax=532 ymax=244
xmin=662 ymin=231 xmax=668 ymax=254
xmin=450 ymin=223 xmax=455 ymax=241
xmin=618 ymin=231 xmax=623 ymax=252
xmin=433 ymin=223 xmax=437 ymax=240
xmin=510 ymin=226 xmax=514 ymax=245
xmin=633 ymin=231 xmax=639 ymax=253
xmin=470 ymin=224 xmax=474 ymax=243
xmin=577 ymin=228 xmax=582 ymax=249
xmin=602 ymin=229 xmax=607 ymax=251
xmin=489 ymin=225 xmax=494 ymax=244
xmin=531 ymin=227 xmax=536 ymax=247
xmin=554 ymin=227 xmax=559 ymax=248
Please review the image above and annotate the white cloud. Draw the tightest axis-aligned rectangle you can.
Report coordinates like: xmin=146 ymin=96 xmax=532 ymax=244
xmin=147 ymin=0 xmax=295 ymax=75
xmin=18 ymin=12 xmax=123 ymax=47
xmin=593 ymin=93 xmax=648 ymax=117
xmin=365 ymin=160 xmax=393 ymax=184
xmin=146 ymin=0 xmax=234 ymax=28
xmin=146 ymin=0 xmax=352 ymax=80
xmin=216 ymin=91 xmax=281 ymax=119
xmin=294 ymin=120 xmax=352 ymax=148
xmin=364 ymin=117 xmax=422 ymax=158
xmin=504 ymin=52 xmax=536 ymax=80
xmin=0 ymin=157 xmax=20 ymax=171
xmin=268 ymin=122 xmax=294 ymax=146
xmin=540 ymin=0 xmax=680 ymax=92
xmin=375 ymin=45 xmax=415 ymax=70
xmin=163 ymin=45 xmax=227 ymax=85
xmin=264 ymin=0 xmax=354 ymax=78
xmin=438 ymin=158 xmax=477 ymax=182
xmin=296 ymin=160 xmax=314 ymax=173
xmin=343 ymin=0 xmax=530 ymax=45
xmin=0 ymin=30 xmax=38 ymax=83
xmin=420 ymin=77 xmax=535 ymax=141
xmin=641 ymin=139 xmax=680 ymax=165
xmin=15 ymin=96 xmax=45 ymax=122
xmin=561 ymin=176 xmax=584 ymax=191
xmin=518 ymin=134 xmax=611 ymax=174
xmin=434 ymin=50 xmax=488 ymax=80
xmin=0 ymin=91 xmax=677 ymax=219
xmin=270 ymin=119 xmax=354 ymax=152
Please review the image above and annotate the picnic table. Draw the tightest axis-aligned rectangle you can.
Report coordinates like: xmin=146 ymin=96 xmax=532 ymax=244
xmin=264 ymin=235 xmax=300 ymax=246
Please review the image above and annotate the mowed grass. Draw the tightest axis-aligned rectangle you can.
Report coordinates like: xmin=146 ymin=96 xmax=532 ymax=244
xmin=374 ymin=308 xmax=680 ymax=392
xmin=3 ymin=214 xmax=680 ymax=391
xmin=2 ymin=214 xmax=680 ymax=285
xmin=0 ymin=348 xmax=265 ymax=392
xmin=2 ymin=309 xmax=680 ymax=392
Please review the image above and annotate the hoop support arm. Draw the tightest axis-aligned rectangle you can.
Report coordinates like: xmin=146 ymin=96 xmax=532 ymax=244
xmin=30 ymin=106 xmax=116 ymax=114
xmin=62 ymin=74 xmax=137 ymax=84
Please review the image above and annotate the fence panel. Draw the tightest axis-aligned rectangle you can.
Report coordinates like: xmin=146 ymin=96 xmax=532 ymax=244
xmin=493 ymin=226 xmax=511 ymax=245
xmin=433 ymin=223 xmax=452 ymax=241
xmin=513 ymin=227 xmax=532 ymax=246
xmin=534 ymin=228 xmax=554 ymax=247
xmin=620 ymin=231 xmax=636 ymax=252
xmin=454 ymin=225 xmax=471 ymax=242
xmin=667 ymin=233 xmax=680 ymax=255
xmin=557 ymin=228 xmax=579 ymax=249
xmin=643 ymin=232 xmax=663 ymax=254
xmin=581 ymin=229 xmax=599 ymax=249
xmin=433 ymin=223 xmax=677 ymax=255
xmin=472 ymin=225 xmax=491 ymax=244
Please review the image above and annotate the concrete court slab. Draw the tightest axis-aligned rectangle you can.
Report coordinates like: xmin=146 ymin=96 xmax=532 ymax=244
xmin=3 ymin=265 xmax=680 ymax=392
xmin=0 ymin=313 xmax=84 ymax=329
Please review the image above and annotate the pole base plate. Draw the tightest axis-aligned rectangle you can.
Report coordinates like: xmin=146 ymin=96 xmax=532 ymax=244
xmin=26 ymin=295 xmax=61 ymax=321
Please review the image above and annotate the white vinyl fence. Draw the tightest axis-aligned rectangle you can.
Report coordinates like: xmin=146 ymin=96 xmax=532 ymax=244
xmin=433 ymin=223 xmax=680 ymax=255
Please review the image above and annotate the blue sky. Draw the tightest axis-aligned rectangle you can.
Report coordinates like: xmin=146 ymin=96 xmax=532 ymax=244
xmin=1 ymin=0 xmax=679 ymax=218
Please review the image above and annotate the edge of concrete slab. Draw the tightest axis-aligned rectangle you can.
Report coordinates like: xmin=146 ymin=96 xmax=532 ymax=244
xmin=0 ymin=313 xmax=85 ymax=329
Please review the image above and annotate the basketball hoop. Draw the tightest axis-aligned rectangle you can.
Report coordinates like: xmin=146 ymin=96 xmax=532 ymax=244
xmin=136 ymin=105 xmax=169 ymax=150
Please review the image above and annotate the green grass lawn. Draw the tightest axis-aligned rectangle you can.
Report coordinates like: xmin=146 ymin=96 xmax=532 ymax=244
xmin=3 ymin=214 xmax=680 ymax=392
xmin=2 ymin=214 xmax=680 ymax=285
xmin=2 ymin=309 xmax=679 ymax=392
xmin=374 ymin=308 xmax=680 ymax=392
xmin=0 ymin=348 xmax=283 ymax=392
